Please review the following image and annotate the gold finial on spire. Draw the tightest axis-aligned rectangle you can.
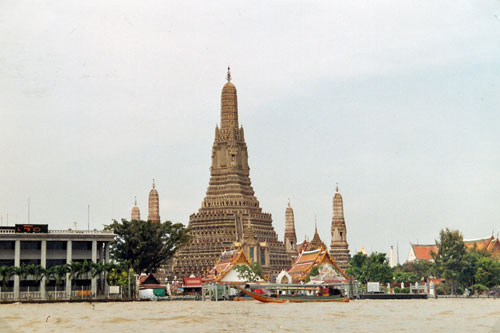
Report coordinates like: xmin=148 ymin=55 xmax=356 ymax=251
xmin=226 ymin=66 xmax=231 ymax=82
xmin=152 ymin=178 xmax=156 ymax=189
xmin=134 ymin=196 xmax=137 ymax=206
xmin=336 ymin=182 xmax=339 ymax=192
xmin=288 ymin=198 xmax=290 ymax=208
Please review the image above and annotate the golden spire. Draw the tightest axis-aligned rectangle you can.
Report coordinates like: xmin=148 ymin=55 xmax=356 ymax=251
xmin=226 ymin=66 xmax=231 ymax=82
xmin=336 ymin=182 xmax=339 ymax=193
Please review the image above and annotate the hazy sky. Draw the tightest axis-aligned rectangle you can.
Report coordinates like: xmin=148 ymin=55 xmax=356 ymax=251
xmin=1 ymin=1 xmax=499 ymax=261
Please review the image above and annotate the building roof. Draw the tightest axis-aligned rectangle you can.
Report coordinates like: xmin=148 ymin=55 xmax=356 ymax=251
xmin=139 ymin=273 xmax=165 ymax=289
xmin=204 ymin=248 xmax=254 ymax=283
xmin=463 ymin=236 xmax=494 ymax=251
xmin=410 ymin=236 xmax=500 ymax=261
xmin=309 ymin=225 xmax=326 ymax=250
xmin=287 ymin=246 xmax=348 ymax=282
xmin=296 ymin=239 xmax=309 ymax=254
xmin=410 ymin=244 xmax=438 ymax=261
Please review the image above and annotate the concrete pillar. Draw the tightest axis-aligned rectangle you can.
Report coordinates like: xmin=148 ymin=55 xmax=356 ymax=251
xmin=91 ymin=240 xmax=97 ymax=297
xmin=41 ymin=240 xmax=46 ymax=299
xmin=105 ymin=242 xmax=110 ymax=263
xmin=65 ymin=240 xmax=72 ymax=297
xmin=14 ymin=240 xmax=20 ymax=299
xmin=104 ymin=242 xmax=110 ymax=296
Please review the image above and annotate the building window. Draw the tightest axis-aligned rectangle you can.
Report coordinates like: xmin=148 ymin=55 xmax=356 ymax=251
xmin=260 ymin=248 xmax=266 ymax=266
xmin=47 ymin=241 xmax=67 ymax=250
xmin=20 ymin=241 xmax=41 ymax=250
xmin=249 ymin=247 xmax=254 ymax=262
xmin=0 ymin=260 xmax=14 ymax=266
xmin=47 ymin=259 xmax=66 ymax=268
xmin=0 ymin=241 xmax=15 ymax=250
xmin=20 ymin=259 xmax=41 ymax=266
xmin=72 ymin=241 xmax=92 ymax=251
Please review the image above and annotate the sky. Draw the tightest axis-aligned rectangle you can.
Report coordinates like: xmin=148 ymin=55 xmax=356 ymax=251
xmin=1 ymin=1 xmax=499 ymax=262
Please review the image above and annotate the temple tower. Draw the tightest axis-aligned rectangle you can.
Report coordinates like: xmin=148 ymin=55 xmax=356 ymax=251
xmin=330 ymin=184 xmax=350 ymax=269
xmin=284 ymin=201 xmax=297 ymax=256
xmin=309 ymin=222 xmax=327 ymax=250
xmin=172 ymin=69 xmax=291 ymax=279
xmin=147 ymin=180 xmax=160 ymax=223
xmin=131 ymin=197 xmax=141 ymax=221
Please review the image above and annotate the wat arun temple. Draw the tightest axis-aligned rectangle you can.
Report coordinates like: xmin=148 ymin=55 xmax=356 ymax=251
xmin=172 ymin=69 xmax=292 ymax=278
xmin=169 ymin=69 xmax=350 ymax=279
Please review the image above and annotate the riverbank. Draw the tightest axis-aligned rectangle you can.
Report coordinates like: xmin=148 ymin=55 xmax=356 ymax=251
xmin=1 ymin=299 xmax=499 ymax=332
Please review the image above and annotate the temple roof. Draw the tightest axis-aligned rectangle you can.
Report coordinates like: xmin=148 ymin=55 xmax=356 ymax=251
xmin=309 ymin=224 xmax=326 ymax=250
xmin=204 ymin=247 xmax=253 ymax=283
xmin=463 ymin=236 xmax=494 ymax=250
xmin=410 ymin=236 xmax=500 ymax=261
xmin=410 ymin=244 xmax=438 ymax=261
xmin=287 ymin=246 xmax=348 ymax=282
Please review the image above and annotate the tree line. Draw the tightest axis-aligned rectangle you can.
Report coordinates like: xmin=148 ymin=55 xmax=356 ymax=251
xmin=0 ymin=261 xmax=133 ymax=291
xmin=347 ymin=228 xmax=500 ymax=295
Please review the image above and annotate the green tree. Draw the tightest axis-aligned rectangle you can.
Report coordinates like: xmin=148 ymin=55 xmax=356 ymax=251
xmin=393 ymin=270 xmax=419 ymax=284
xmin=400 ymin=260 xmax=435 ymax=281
xmin=234 ymin=262 xmax=264 ymax=282
xmin=0 ymin=266 xmax=16 ymax=290
xmin=47 ymin=264 xmax=70 ymax=291
xmin=347 ymin=252 xmax=393 ymax=284
xmin=30 ymin=265 xmax=46 ymax=287
xmin=432 ymin=228 xmax=467 ymax=295
xmin=475 ymin=257 xmax=500 ymax=288
xmin=105 ymin=219 xmax=190 ymax=274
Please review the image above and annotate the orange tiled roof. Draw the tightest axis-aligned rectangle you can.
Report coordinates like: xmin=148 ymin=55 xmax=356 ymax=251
xmin=412 ymin=236 xmax=500 ymax=261
xmin=464 ymin=236 xmax=494 ymax=251
xmin=287 ymin=246 xmax=348 ymax=282
xmin=296 ymin=240 xmax=309 ymax=254
xmin=411 ymin=244 xmax=438 ymax=260
xmin=203 ymin=248 xmax=253 ymax=283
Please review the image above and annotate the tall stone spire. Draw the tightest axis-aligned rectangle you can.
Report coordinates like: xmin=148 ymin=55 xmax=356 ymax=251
xmin=147 ymin=179 xmax=160 ymax=223
xmin=330 ymin=184 xmax=350 ymax=269
xmin=131 ymin=196 xmax=140 ymax=221
xmin=284 ymin=200 xmax=297 ymax=256
xmin=172 ymin=70 xmax=291 ymax=279
xmin=220 ymin=66 xmax=238 ymax=131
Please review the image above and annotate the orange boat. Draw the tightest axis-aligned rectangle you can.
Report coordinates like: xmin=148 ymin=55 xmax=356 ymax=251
xmin=236 ymin=285 xmax=350 ymax=303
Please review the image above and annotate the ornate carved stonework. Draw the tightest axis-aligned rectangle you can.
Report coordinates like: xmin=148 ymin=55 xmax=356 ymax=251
xmin=329 ymin=185 xmax=351 ymax=269
xmin=131 ymin=197 xmax=140 ymax=221
xmin=172 ymin=69 xmax=291 ymax=279
xmin=284 ymin=201 xmax=297 ymax=257
xmin=147 ymin=180 xmax=160 ymax=223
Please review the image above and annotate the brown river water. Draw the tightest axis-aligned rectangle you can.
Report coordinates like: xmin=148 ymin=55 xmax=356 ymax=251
xmin=1 ymin=299 xmax=499 ymax=332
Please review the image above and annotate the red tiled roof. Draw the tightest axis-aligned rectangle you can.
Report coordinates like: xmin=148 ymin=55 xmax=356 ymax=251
xmin=464 ymin=236 xmax=494 ymax=251
xmin=411 ymin=244 xmax=438 ymax=260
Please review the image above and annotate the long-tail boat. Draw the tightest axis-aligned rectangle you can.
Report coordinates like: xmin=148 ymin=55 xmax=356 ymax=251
xmin=236 ymin=284 xmax=350 ymax=303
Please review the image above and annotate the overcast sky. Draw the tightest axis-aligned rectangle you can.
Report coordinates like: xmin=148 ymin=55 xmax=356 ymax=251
xmin=1 ymin=1 xmax=499 ymax=262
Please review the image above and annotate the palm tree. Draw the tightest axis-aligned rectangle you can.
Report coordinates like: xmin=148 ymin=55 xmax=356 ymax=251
xmin=31 ymin=265 xmax=46 ymax=288
xmin=90 ymin=262 xmax=105 ymax=296
xmin=48 ymin=264 xmax=70 ymax=295
xmin=0 ymin=266 xmax=17 ymax=291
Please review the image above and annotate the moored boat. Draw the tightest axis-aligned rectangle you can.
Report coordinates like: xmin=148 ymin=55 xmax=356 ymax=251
xmin=236 ymin=284 xmax=350 ymax=303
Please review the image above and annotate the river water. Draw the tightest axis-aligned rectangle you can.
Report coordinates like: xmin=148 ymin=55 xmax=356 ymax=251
xmin=1 ymin=299 xmax=499 ymax=332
